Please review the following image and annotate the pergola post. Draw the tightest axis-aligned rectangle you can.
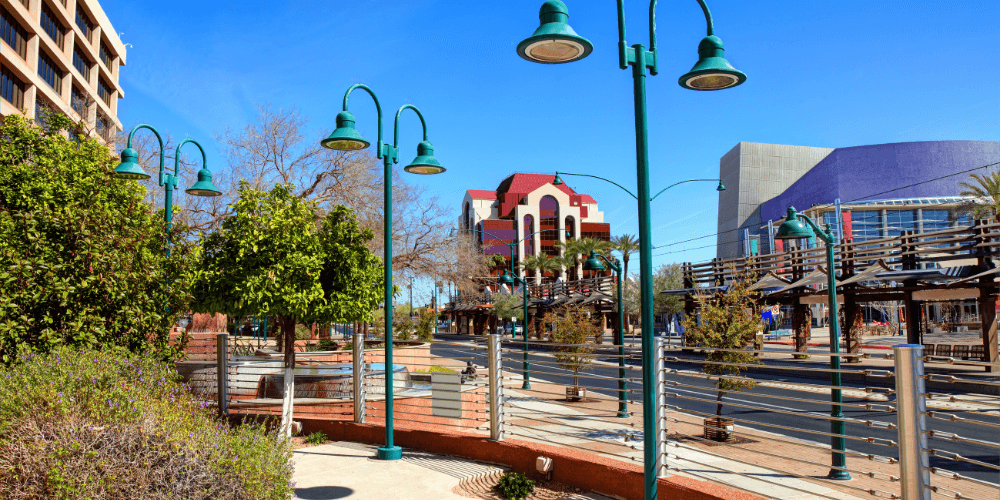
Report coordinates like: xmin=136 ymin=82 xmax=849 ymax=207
xmin=974 ymin=219 xmax=999 ymax=372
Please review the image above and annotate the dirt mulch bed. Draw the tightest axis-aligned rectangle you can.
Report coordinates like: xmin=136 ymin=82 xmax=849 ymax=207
xmin=454 ymin=471 xmax=598 ymax=500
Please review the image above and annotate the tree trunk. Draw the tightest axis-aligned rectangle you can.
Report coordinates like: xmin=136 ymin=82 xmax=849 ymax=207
xmin=716 ymin=389 xmax=726 ymax=416
xmin=279 ymin=316 xmax=296 ymax=439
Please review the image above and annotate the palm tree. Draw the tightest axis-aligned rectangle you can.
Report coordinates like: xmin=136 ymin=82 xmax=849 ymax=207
xmin=958 ymin=172 xmax=1000 ymax=222
xmin=558 ymin=237 xmax=612 ymax=279
xmin=611 ymin=234 xmax=640 ymax=280
xmin=521 ymin=254 xmax=560 ymax=285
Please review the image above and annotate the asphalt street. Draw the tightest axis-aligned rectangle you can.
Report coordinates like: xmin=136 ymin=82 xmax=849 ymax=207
xmin=430 ymin=335 xmax=999 ymax=486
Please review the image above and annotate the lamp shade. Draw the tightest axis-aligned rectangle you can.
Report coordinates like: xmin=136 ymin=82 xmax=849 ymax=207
xmin=552 ymin=174 xmax=563 ymax=185
xmin=583 ymin=250 xmax=605 ymax=271
xmin=678 ymin=36 xmax=747 ymax=91
xmin=185 ymin=168 xmax=223 ymax=197
xmin=320 ymin=111 xmax=370 ymax=151
xmin=774 ymin=207 xmax=814 ymax=240
xmin=716 ymin=180 xmax=726 ymax=191
xmin=516 ymin=0 xmax=593 ymax=64
xmin=403 ymin=141 xmax=445 ymax=175
xmin=112 ymin=148 xmax=150 ymax=180
xmin=499 ymin=270 xmax=516 ymax=287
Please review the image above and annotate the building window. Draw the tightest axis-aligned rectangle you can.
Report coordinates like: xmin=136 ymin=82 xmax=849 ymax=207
xmin=40 ymin=3 xmax=65 ymax=49
xmin=539 ymin=196 xmax=560 ymax=259
xmin=564 ymin=216 xmax=575 ymax=240
xmin=1 ymin=5 xmax=28 ymax=59
xmin=99 ymin=41 xmax=113 ymax=68
xmin=95 ymin=112 xmax=112 ymax=142
xmin=75 ymin=7 xmax=93 ymax=42
xmin=37 ymin=50 xmax=63 ymax=93
xmin=522 ymin=215 xmax=535 ymax=257
xmin=71 ymin=86 xmax=87 ymax=119
xmin=885 ymin=209 xmax=915 ymax=239
xmin=73 ymin=44 xmax=91 ymax=81
xmin=97 ymin=79 xmax=112 ymax=106
xmin=850 ymin=210 xmax=883 ymax=242
xmin=1 ymin=66 xmax=25 ymax=108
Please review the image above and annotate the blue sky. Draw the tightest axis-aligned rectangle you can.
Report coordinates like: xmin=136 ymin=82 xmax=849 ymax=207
xmin=104 ymin=0 xmax=999 ymax=300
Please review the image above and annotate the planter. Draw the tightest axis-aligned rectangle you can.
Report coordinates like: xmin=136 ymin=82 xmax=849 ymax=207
xmin=704 ymin=417 xmax=735 ymax=442
xmin=565 ymin=386 xmax=586 ymax=402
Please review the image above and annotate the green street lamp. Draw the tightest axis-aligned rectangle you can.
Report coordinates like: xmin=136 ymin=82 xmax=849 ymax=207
xmin=499 ymin=268 xmax=533 ymax=389
xmin=582 ymin=250 xmax=628 ymax=417
xmin=409 ymin=277 xmax=414 ymax=319
xmin=774 ymin=207 xmax=850 ymax=481
xmin=113 ymin=125 xmax=222 ymax=255
xmin=519 ymin=1 xmax=745 ymax=497
xmin=321 ymin=84 xmax=444 ymax=462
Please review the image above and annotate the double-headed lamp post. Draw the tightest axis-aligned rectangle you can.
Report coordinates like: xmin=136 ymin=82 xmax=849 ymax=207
xmin=112 ymin=124 xmax=222 ymax=255
xmin=320 ymin=84 xmax=445 ymax=461
xmin=583 ymin=251 xmax=628 ymax=417
xmin=517 ymin=1 xmax=746 ymax=498
xmin=774 ymin=207 xmax=850 ymax=480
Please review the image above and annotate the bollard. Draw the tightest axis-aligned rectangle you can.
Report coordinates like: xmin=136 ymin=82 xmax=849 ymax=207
xmin=353 ymin=333 xmax=366 ymax=423
xmin=216 ymin=333 xmax=229 ymax=418
xmin=894 ymin=344 xmax=931 ymax=500
xmin=654 ymin=337 xmax=667 ymax=477
xmin=488 ymin=334 xmax=504 ymax=441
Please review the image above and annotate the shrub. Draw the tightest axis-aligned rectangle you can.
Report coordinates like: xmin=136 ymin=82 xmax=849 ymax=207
xmin=415 ymin=308 xmax=436 ymax=341
xmin=0 ymin=347 xmax=294 ymax=499
xmin=304 ymin=431 xmax=327 ymax=445
xmin=493 ymin=471 xmax=535 ymax=500
xmin=0 ymin=114 xmax=196 ymax=364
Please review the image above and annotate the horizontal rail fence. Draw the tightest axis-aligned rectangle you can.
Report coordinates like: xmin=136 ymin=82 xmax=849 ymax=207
xmin=497 ymin=338 xmax=646 ymax=464
xmin=362 ymin=338 xmax=490 ymax=433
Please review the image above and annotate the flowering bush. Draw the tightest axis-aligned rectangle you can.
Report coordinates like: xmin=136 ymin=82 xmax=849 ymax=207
xmin=0 ymin=347 xmax=293 ymax=499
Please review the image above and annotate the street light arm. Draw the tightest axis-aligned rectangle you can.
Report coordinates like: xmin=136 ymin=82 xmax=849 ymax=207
xmin=695 ymin=0 xmax=715 ymax=36
xmin=392 ymin=104 xmax=429 ymax=162
xmin=616 ymin=0 xmax=628 ymax=70
xmin=342 ymin=84 xmax=385 ymax=159
xmin=797 ymin=213 xmax=834 ymax=245
xmin=596 ymin=253 xmax=622 ymax=274
xmin=174 ymin=139 xmax=208 ymax=188
xmin=556 ymin=171 xmax=638 ymax=199
xmin=649 ymin=178 xmax=720 ymax=201
xmin=124 ymin=124 xmax=165 ymax=186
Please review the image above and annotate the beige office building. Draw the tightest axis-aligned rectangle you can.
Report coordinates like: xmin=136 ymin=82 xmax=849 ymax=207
xmin=1 ymin=0 xmax=125 ymax=143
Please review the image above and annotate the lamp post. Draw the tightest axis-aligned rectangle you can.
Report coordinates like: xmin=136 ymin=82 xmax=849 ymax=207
xmin=518 ymin=2 xmax=745 ymax=498
xmin=499 ymin=269 xmax=532 ymax=389
xmin=774 ymin=207 xmax=850 ymax=480
xmin=583 ymin=250 xmax=628 ymax=417
xmin=320 ymin=84 xmax=445 ymax=461
xmin=113 ymin=125 xmax=222 ymax=255
xmin=409 ymin=276 xmax=414 ymax=319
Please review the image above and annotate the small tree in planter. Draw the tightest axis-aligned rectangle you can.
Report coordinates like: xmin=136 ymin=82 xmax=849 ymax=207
xmin=550 ymin=305 xmax=600 ymax=401
xmin=681 ymin=269 xmax=761 ymax=441
xmin=492 ymin=292 xmax=522 ymax=337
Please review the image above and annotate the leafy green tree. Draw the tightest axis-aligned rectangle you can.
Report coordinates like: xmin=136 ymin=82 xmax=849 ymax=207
xmin=0 ymin=114 xmax=195 ymax=364
xmin=415 ymin=307 xmax=436 ymax=341
xmin=958 ymin=171 xmax=1000 ymax=222
xmin=611 ymin=234 xmax=640 ymax=281
xmin=191 ymin=182 xmax=382 ymax=435
xmin=492 ymin=292 xmax=522 ymax=334
xmin=520 ymin=254 xmax=561 ymax=284
xmin=550 ymin=305 xmax=599 ymax=391
xmin=681 ymin=269 xmax=761 ymax=416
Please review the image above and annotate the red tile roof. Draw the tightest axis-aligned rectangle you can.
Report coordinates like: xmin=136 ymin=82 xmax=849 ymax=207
xmin=467 ymin=190 xmax=497 ymax=200
xmin=497 ymin=173 xmax=575 ymax=197
xmin=578 ymin=194 xmax=597 ymax=204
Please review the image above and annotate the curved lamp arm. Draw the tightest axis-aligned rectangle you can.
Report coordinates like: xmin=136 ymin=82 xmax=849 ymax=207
xmin=343 ymin=84 xmax=384 ymax=158
xmin=124 ymin=124 xmax=165 ymax=185
xmin=596 ymin=253 xmax=623 ymax=275
xmin=616 ymin=0 xmax=716 ymax=73
xmin=556 ymin=171 xmax=638 ymax=199
xmin=392 ymin=104 xmax=428 ymax=163
xmin=649 ymin=178 xmax=720 ymax=201
xmin=174 ymin=139 xmax=208 ymax=187
xmin=797 ymin=213 xmax=834 ymax=245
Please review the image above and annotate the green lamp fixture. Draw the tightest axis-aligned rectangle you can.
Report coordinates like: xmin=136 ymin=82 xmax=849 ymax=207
xmin=403 ymin=141 xmax=446 ymax=175
xmin=774 ymin=207 xmax=815 ymax=240
xmin=582 ymin=250 xmax=605 ymax=271
xmin=320 ymin=111 xmax=370 ymax=151
xmin=678 ymin=35 xmax=747 ymax=91
xmin=499 ymin=269 xmax=516 ymax=287
xmin=112 ymin=148 xmax=151 ymax=180
xmin=552 ymin=173 xmax=563 ymax=185
xmin=185 ymin=168 xmax=223 ymax=197
xmin=516 ymin=0 xmax=593 ymax=64
xmin=716 ymin=180 xmax=726 ymax=191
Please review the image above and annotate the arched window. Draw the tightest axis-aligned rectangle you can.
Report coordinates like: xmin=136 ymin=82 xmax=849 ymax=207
xmin=463 ymin=202 xmax=471 ymax=231
xmin=564 ymin=216 xmax=575 ymax=240
xmin=523 ymin=215 xmax=535 ymax=257
xmin=539 ymin=196 xmax=559 ymax=259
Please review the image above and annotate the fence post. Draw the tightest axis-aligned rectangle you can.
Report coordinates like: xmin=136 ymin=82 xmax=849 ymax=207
xmin=894 ymin=344 xmax=931 ymax=500
xmin=488 ymin=334 xmax=504 ymax=441
xmin=353 ymin=333 xmax=366 ymax=424
xmin=655 ymin=337 xmax=667 ymax=477
xmin=216 ymin=333 xmax=229 ymax=418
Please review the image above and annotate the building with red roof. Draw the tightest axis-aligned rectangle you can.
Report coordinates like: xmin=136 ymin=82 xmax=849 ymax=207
xmin=460 ymin=173 xmax=610 ymax=282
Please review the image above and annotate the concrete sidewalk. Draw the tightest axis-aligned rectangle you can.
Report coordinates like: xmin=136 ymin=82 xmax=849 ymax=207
xmin=292 ymin=440 xmax=610 ymax=500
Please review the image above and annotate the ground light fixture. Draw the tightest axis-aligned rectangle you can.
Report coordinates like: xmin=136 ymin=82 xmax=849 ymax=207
xmin=774 ymin=206 xmax=851 ymax=481
xmin=320 ymin=84 xmax=444 ymax=462
xmin=518 ymin=1 xmax=746 ymax=498
xmin=112 ymin=125 xmax=221 ymax=256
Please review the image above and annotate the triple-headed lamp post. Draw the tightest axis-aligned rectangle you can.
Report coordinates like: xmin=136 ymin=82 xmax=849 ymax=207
xmin=774 ymin=207 xmax=850 ymax=480
xmin=320 ymin=84 xmax=445 ymax=461
xmin=517 ymin=1 xmax=746 ymax=498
